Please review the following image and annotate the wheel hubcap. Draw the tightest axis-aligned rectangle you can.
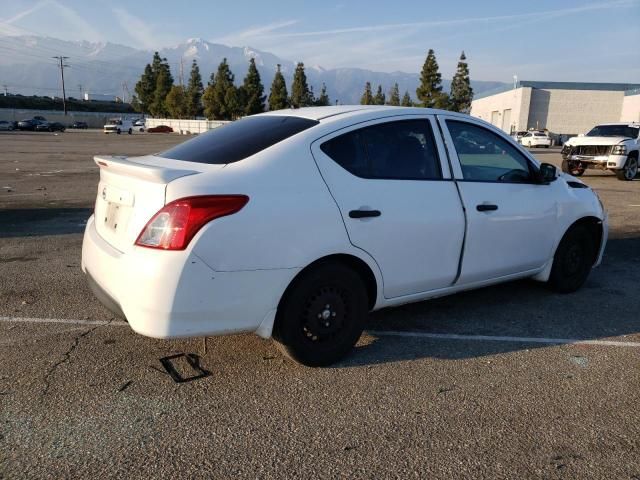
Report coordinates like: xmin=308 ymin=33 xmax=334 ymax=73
xmin=564 ymin=244 xmax=584 ymax=276
xmin=302 ymin=287 xmax=347 ymax=343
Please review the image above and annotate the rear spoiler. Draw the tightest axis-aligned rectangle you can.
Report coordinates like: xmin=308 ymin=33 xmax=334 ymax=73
xmin=94 ymin=156 xmax=198 ymax=184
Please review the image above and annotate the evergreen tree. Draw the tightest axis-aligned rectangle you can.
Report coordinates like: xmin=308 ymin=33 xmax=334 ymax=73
xmin=185 ymin=60 xmax=203 ymax=117
xmin=401 ymin=90 xmax=413 ymax=107
xmin=202 ymin=71 xmax=216 ymax=119
xmin=130 ymin=95 xmax=142 ymax=113
xmin=165 ymin=85 xmax=187 ymax=118
xmin=268 ymin=64 xmax=289 ymax=110
xmin=416 ymin=49 xmax=449 ymax=109
xmin=242 ymin=58 xmax=265 ymax=115
xmin=289 ymin=62 xmax=313 ymax=108
xmin=149 ymin=57 xmax=174 ymax=117
xmin=202 ymin=58 xmax=237 ymax=120
xmin=449 ymin=51 xmax=473 ymax=113
xmin=387 ymin=83 xmax=400 ymax=106
xmin=314 ymin=83 xmax=330 ymax=106
xmin=373 ymin=85 xmax=386 ymax=105
xmin=360 ymin=82 xmax=374 ymax=105
xmin=134 ymin=63 xmax=156 ymax=114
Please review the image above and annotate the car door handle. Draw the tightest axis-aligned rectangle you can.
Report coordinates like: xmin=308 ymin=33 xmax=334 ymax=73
xmin=476 ymin=204 xmax=498 ymax=212
xmin=349 ymin=209 xmax=381 ymax=218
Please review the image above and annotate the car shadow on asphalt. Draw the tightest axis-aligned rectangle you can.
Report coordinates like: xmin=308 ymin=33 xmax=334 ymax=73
xmin=0 ymin=208 xmax=92 ymax=238
xmin=341 ymin=236 xmax=640 ymax=366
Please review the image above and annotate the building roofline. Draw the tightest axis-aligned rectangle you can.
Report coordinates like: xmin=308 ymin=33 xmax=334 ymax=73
xmin=473 ymin=80 xmax=640 ymax=101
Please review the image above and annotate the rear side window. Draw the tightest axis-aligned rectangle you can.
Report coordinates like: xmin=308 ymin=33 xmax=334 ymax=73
xmin=158 ymin=116 xmax=319 ymax=164
xmin=320 ymin=119 xmax=442 ymax=180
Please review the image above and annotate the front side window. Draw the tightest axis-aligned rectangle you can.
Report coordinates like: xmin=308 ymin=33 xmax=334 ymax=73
xmin=446 ymin=120 xmax=534 ymax=183
xmin=320 ymin=119 xmax=442 ymax=180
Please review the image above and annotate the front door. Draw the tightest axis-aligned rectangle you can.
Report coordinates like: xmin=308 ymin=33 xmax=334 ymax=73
xmin=438 ymin=115 xmax=558 ymax=284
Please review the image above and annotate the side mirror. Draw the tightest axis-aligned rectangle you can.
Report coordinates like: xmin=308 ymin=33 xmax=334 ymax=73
xmin=539 ymin=163 xmax=557 ymax=183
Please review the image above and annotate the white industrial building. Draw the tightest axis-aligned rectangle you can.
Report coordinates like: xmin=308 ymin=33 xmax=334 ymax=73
xmin=470 ymin=81 xmax=640 ymax=138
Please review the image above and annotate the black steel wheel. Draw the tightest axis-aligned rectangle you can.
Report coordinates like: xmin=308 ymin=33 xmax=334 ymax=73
xmin=548 ymin=225 xmax=595 ymax=293
xmin=274 ymin=262 xmax=368 ymax=367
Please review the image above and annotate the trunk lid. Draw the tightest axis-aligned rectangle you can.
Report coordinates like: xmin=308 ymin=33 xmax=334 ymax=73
xmin=93 ymin=155 xmax=206 ymax=252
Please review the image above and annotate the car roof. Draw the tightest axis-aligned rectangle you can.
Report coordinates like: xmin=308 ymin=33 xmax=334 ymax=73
xmin=595 ymin=122 xmax=640 ymax=126
xmin=258 ymin=105 xmax=470 ymax=123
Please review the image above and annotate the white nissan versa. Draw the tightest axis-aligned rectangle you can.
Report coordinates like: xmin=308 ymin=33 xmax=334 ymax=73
xmin=82 ymin=106 xmax=608 ymax=366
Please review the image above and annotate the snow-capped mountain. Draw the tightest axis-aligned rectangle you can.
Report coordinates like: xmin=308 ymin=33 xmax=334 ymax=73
xmin=0 ymin=35 xmax=507 ymax=104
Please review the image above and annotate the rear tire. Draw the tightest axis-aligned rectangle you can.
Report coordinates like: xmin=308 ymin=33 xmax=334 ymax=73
xmin=615 ymin=155 xmax=638 ymax=181
xmin=128 ymin=128 xmax=132 ymax=135
xmin=548 ymin=225 xmax=596 ymax=293
xmin=116 ymin=129 xmax=121 ymax=135
xmin=274 ymin=262 xmax=368 ymax=367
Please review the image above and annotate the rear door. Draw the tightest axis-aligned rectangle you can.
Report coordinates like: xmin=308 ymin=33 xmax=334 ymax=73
xmin=311 ymin=116 xmax=465 ymax=298
xmin=438 ymin=115 xmax=558 ymax=284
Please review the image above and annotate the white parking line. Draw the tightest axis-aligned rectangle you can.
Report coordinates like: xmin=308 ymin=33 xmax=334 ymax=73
xmin=0 ymin=316 xmax=128 ymax=326
xmin=368 ymin=330 xmax=640 ymax=347
xmin=1 ymin=317 xmax=639 ymax=347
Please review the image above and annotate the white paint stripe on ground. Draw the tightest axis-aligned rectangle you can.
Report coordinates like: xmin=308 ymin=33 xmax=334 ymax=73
xmin=1 ymin=317 xmax=639 ymax=347
xmin=367 ymin=330 xmax=640 ymax=348
xmin=0 ymin=316 xmax=128 ymax=326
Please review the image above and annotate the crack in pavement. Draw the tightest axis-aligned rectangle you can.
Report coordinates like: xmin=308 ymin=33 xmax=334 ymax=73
xmin=40 ymin=319 xmax=112 ymax=397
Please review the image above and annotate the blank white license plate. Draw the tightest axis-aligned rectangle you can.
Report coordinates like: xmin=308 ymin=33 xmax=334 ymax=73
xmin=105 ymin=202 xmax=121 ymax=231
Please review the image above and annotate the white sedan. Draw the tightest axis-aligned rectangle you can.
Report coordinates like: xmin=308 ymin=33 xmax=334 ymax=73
xmin=82 ymin=106 xmax=607 ymax=366
xmin=522 ymin=131 xmax=552 ymax=148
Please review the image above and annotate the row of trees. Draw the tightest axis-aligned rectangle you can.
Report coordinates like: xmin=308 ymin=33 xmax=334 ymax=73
xmin=360 ymin=50 xmax=473 ymax=112
xmin=133 ymin=53 xmax=331 ymax=120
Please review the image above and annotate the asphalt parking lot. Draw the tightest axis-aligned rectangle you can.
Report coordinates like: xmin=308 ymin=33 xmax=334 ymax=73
xmin=1 ymin=130 xmax=639 ymax=479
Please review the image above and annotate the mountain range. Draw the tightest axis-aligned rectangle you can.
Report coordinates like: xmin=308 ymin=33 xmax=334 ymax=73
xmin=0 ymin=36 xmax=507 ymax=105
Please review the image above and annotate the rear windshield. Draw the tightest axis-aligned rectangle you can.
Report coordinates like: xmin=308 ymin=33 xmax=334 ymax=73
xmin=587 ymin=125 xmax=640 ymax=138
xmin=157 ymin=115 xmax=319 ymax=164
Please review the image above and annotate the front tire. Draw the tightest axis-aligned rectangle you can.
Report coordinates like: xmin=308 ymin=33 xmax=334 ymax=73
xmin=274 ymin=262 xmax=368 ymax=367
xmin=561 ymin=159 xmax=585 ymax=177
xmin=116 ymin=129 xmax=121 ymax=135
xmin=548 ymin=225 xmax=596 ymax=293
xmin=128 ymin=128 xmax=132 ymax=135
xmin=615 ymin=155 xmax=638 ymax=181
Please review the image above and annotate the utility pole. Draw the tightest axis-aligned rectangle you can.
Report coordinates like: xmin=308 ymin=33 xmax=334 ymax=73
xmin=2 ymin=85 xmax=7 ymax=96
xmin=53 ymin=56 xmax=69 ymax=115
xmin=78 ymin=84 xmax=83 ymax=100
xmin=179 ymin=57 xmax=185 ymax=87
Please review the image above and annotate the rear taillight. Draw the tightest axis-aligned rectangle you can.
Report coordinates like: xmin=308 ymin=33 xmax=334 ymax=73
xmin=135 ymin=195 xmax=249 ymax=250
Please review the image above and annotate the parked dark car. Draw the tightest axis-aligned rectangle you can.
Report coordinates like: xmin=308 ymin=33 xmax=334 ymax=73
xmin=147 ymin=125 xmax=173 ymax=133
xmin=69 ymin=121 xmax=88 ymax=129
xmin=36 ymin=121 xmax=66 ymax=132
xmin=0 ymin=120 xmax=15 ymax=131
xmin=17 ymin=119 xmax=45 ymax=131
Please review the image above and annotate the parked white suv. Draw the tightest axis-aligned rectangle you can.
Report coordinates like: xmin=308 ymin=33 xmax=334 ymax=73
xmin=82 ymin=106 xmax=608 ymax=366
xmin=561 ymin=123 xmax=640 ymax=181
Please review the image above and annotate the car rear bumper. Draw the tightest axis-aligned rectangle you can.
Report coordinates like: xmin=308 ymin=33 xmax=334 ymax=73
xmin=81 ymin=215 xmax=296 ymax=339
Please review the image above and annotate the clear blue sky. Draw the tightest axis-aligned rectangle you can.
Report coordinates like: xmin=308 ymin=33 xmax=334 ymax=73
xmin=1 ymin=0 xmax=639 ymax=82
